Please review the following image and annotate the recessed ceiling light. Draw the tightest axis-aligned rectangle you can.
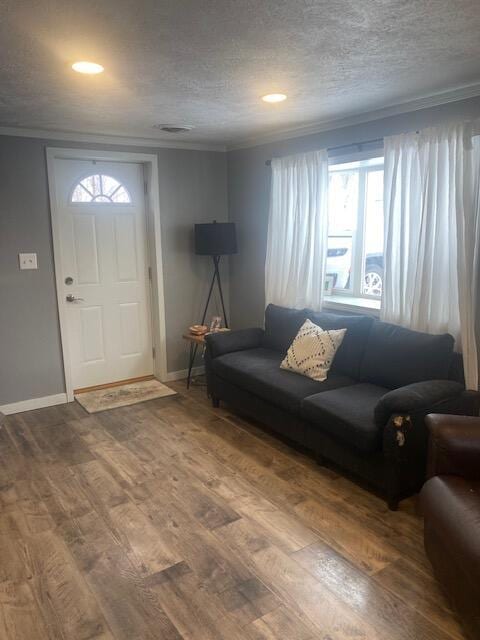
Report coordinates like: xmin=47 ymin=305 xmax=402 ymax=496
xmin=72 ymin=61 xmax=104 ymax=75
xmin=262 ymin=93 xmax=287 ymax=103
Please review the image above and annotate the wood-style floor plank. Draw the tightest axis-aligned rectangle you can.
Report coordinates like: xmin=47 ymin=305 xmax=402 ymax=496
xmin=27 ymin=529 xmax=113 ymax=640
xmin=0 ymin=581 xmax=52 ymax=640
xmin=0 ymin=379 xmax=466 ymax=640
xmin=247 ymin=605 xmax=316 ymax=640
xmin=292 ymin=541 xmax=460 ymax=640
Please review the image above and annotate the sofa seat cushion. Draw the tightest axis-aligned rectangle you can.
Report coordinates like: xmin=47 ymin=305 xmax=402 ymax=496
xmin=212 ymin=347 xmax=355 ymax=413
xmin=421 ymin=476 xmax=480 ymax=579
xmin=300 ymin=383 xmax=388 ymax=453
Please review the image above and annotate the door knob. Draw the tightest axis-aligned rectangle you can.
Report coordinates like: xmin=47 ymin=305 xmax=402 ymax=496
xmin=66 ymin=294 xmax=84 ymax=303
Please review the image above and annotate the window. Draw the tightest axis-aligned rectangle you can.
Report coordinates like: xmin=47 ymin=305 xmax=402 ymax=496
xmin=326 ymin=156 xmax=384 ymax=302
xmin=71 ymin=174 xmax=131 ymax=203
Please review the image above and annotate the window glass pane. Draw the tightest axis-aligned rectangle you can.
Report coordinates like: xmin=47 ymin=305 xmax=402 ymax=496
xmin=71 ymin=184 xmax=92 ymax=202
xmin=363 ymin=169 xmax=384 ymax=297
xmin=82 ymin=174 xmax=101 ymax=197
xmin=111 ymin=186 xmax=131 ymax=203
xmin=326 ymin=235 xmax=353 ymax=290
xmin=327 ymin=170 xmax=358 ymax=291
xmin=328 ymin=171 xmax=358 ymax=234
xmin=101 ymin=175 xmax=122 ymax=197
xmin=71 ymin=174 xmax=132 ymax=203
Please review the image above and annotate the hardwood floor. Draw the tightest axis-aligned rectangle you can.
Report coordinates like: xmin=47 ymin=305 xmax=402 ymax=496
xmin=0 ymin=380 xmax=465 ymax=639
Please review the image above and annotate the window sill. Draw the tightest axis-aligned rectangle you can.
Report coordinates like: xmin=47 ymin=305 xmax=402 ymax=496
xmin=323 ymin=294 xmax=381 ymax=316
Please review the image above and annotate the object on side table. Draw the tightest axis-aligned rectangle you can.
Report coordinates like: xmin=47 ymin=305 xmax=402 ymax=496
xmin=189 ymin=324 xmax=208 ymax=336
xmin=209 ymin=316 xmax=222 ymax=332
xmin=194 ymin=221 xmax=237 ymax=329
xmin=421 ymin=414 xmax=480 ymax=640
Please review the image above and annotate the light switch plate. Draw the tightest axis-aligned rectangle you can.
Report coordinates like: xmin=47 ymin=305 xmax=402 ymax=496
xmin=19 ymin=253 xmax=38 ymax=270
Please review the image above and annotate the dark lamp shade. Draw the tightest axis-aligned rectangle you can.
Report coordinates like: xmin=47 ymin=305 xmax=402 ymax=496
xmin=194 ymin=222 xmax=237 ymax=256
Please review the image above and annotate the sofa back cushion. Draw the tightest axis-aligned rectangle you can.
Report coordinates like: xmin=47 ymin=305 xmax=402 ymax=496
xmin=307 ymin=311 xmax=374 ymax=379
xmin=263 ymin=304 xmax=307 ymax=354
xmin=360 ymin=320 xmax=455 ymax=389
xmin=449 ymin=352 xmax=465 ymax=385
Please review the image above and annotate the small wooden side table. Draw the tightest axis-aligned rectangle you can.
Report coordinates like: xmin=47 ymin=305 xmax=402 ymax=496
xmin=182 ymin=332 xmax=207 ymax=389
xmin=183 ymin=329 xmax=230 ymax=389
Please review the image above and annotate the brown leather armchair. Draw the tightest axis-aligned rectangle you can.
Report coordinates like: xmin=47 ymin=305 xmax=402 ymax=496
xmin=421 ymin=414 xmax=480 ymax=639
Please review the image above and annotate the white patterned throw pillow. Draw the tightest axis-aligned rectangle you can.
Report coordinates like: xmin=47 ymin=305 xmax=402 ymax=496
xmin=280 ymin=319 xmax=346 ymax=382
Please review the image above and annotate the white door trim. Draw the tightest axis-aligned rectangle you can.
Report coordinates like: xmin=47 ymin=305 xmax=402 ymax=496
xmin=46 ymin=147 xmax=168 ymax=401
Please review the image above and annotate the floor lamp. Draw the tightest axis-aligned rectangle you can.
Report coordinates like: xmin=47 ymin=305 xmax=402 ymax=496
xmin=186 ymin=221 xmax=237 ymax=387
xmin=194 ymin=221 xmax=237 ymax=328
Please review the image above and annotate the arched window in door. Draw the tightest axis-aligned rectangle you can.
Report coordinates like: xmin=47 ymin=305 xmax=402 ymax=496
xmin=71 ymin=174 xmax=131 ymax=203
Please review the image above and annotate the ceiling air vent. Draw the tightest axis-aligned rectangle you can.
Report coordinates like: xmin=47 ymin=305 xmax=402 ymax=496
xmin=154 ymin=124 xmax=194 ymax=134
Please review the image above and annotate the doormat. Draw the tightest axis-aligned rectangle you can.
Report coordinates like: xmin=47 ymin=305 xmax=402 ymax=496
xmin=75 ymin=379 xmax=177 ymax=413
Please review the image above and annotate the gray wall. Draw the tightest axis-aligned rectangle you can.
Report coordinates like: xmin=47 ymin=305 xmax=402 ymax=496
xmin=227 ymin=96 xmax=480 ymax=329
xmin=0 ymin=135 xmax=227 ymax=405
xmin=2 ymin=95 xmax=480 ymax=405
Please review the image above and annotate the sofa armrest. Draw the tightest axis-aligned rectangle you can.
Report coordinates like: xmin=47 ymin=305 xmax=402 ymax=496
xmin=381 ymin=387 xmax=479 ymax=470
xmin=426 ymin=414 xmax=480 ymax=480
xmin=375 ymin=380 xmax=464 ymax=428
xmin=205 ymin=328 xmax=264 ymax=359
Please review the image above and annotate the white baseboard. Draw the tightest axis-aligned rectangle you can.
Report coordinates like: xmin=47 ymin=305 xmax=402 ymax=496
xmin=164 ymin=366 xmax=205 ymax=382
xmin=0 ymin=393 xmax=68 ymax=415
xmin=0 ymin=367 xmax=207 ymax=416
xmin=0 ymin=368 xmax=205 ymax=414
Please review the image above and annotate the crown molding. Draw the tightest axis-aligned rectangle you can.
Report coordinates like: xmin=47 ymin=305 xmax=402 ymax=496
xmin=227 ymin=83 xmax=480 ymax=151
xmin=2 ymin=82 xmax=480 ymax=154
xmin=0 ymin=125 xmax=226 ymax=152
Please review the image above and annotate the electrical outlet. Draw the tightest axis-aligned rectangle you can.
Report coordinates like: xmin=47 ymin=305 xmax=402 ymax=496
xmin=19 ymin=253 xmax=38 ymax=270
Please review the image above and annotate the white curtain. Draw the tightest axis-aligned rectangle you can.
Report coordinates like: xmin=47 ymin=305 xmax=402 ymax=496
xmin=265 ymin=149 xmax=329 ymax=311
xmin=382 ymin=122 xmax=480 ymax=389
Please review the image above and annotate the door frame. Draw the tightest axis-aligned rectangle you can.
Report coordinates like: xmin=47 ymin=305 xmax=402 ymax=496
xmin=46 ymin=147 xmax=168 ymax=401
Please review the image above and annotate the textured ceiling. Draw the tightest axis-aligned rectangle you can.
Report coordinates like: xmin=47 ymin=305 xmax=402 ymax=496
xmin=1 ymin=0 xmax=480 ymax=146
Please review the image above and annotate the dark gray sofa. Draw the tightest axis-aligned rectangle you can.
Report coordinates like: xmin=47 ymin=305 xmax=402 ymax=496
xmin=205 ymin=304 xmax=479 ymax=509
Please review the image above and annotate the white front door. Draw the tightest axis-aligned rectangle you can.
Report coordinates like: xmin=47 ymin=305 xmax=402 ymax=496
xmin=52 ymin=159 xmax=154 ymax=391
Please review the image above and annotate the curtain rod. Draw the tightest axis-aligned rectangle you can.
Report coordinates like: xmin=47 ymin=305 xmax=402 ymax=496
xmin=265 ymin=136 xmax=384 ymax=166
xmin=264 ymin=119 xmax=480 ymax=166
